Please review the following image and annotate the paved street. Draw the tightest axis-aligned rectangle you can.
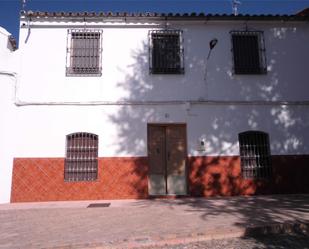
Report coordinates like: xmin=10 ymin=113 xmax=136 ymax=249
xmin=0 ymin=194 xmax=308 ymax=248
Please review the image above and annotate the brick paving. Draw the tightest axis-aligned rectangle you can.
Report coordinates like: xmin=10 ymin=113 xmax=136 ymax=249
xmin=0 ymin=194 xmax=308 ymax=249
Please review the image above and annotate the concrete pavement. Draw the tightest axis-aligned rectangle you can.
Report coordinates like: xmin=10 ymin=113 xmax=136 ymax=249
xmin=0 ymin=194 xmax=308 ymax=248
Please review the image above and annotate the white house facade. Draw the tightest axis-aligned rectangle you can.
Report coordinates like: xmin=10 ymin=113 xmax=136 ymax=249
xmin=1 ymin=10 xmax=309 ymax=203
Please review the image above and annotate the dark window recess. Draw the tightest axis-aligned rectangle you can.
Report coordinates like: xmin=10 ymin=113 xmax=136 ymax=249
xmin=149 ymin=30 xmax=184 ymax=74
xmin=231 ymin=31 xmax=267 ymax=75
xmin=66 ymin=30 xmax=102 ymax=76
xmin=65 ymin=132 xmax=98 ymax=181
xmin=238 ymin=131 xmax=272 ymax=179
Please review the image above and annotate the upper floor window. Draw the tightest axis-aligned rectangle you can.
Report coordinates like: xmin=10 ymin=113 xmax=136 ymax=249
xmin=238 ymin=131 xmax=272 ymax=179
xmin=65 ymin=132 xmax=98 ymax=181
xmin=231 ymin=31 xmax=267 ymax=75
xmin=149 ymin=30 xmax=184 ymax=74
xmin=66 ymin=29 xmax=102 ymax=76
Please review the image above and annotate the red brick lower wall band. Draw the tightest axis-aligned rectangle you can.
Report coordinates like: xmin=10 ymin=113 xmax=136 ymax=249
xmin=11 ymin=157 xmax=149 ymax=202
xmin=11 ymin=155 xmax=309 ymax=202
xmin=188 ymin=155 xmax=309 ymax=197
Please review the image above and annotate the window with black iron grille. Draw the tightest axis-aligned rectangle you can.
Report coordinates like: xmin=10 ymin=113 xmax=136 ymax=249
xmin=239 ymin=131 xmax=272 ymax=179
xmin=149 ymin=30 xmax=184 ymax=74
xmin=231 ymin=31 xmax=267 ymax=75
xmin=65 ymin=132 xmax=98 ymax=181
xmin=66 ymin=30 xmax=102 ymax=76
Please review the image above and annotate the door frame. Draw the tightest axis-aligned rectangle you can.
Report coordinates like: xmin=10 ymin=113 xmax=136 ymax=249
xmin=147 ymin=123 xmax=188 ymax=196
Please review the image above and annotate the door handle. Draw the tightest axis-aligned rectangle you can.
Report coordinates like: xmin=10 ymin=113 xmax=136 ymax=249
xmin=167 ymin=151 xmax=170 ymax=160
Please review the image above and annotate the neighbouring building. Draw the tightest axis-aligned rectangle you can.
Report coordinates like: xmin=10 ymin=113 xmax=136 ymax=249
xmin=1 ymin=9 xmax=309 ymax=203
xmin=0 ymin=27 xmax=18 ymax=203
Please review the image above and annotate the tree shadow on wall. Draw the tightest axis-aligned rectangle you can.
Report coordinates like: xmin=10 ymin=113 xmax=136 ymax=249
xmin=188 ymin=155 xmax=267 ymax=197
xmin=106 ymin=27 xmax=309 ymax=245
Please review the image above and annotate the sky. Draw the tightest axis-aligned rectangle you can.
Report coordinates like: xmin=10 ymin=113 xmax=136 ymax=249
xmin=1 ymin=0 xmax=309 ymax=42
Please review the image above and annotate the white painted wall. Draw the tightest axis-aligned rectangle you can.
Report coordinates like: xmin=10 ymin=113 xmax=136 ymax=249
xmin=10 ymin=104 xmax=309 ymax=158
xmin=18 ymin=19 xmax=309 ymax=102
xmin=14 ymin=17 xmax=309 ymax=156
xmin=0 ymin=27 xmax=16 ymax=71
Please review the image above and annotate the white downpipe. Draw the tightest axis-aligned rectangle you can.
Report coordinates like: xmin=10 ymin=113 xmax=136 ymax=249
xmin=2 ymin=71 xmax=309 ymax=107
xmin=14 ymin=100 xmax=309 ymax=106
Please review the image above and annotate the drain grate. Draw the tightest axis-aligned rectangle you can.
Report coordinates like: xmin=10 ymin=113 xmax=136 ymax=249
xmin=87 ymin=203 xmax=111 ymax=208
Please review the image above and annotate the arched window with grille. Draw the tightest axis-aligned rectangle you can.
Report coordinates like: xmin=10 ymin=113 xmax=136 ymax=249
xmin=238 ymin=131 xmax=272 ymax=179
xmin=65 ymin=132 xmax=98 ymax=181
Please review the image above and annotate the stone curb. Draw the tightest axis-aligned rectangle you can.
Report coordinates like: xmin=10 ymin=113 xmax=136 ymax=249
xmin=244 ymin=221 xmax=309 ymax=237
xmin=126 ymin=222 xmax=309 ymax=248
xmin=44 ymin=221 xmax=309 ymax=249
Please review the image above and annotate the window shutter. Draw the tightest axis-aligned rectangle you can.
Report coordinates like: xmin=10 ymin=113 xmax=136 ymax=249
xmin=66 ymin=30 xmax=102 ymax=76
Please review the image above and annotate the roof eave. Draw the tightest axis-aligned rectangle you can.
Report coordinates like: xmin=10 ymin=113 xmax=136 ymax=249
xmin=20 ymin=11 xmax=309 ymax=22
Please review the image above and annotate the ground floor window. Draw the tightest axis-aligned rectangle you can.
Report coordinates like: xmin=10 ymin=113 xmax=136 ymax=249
xmin=65 ymin=132 xmax=98 ymax=181
xmin=238 ymin=130 xmax=272 ymax=179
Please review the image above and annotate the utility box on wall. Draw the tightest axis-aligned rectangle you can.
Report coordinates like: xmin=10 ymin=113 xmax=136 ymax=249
xmin=197 ymin=138 xmax=207 ymax=152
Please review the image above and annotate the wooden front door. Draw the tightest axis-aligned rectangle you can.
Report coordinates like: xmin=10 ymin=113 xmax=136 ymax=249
xmin=148 ymin=124 xmax=187 ymax=195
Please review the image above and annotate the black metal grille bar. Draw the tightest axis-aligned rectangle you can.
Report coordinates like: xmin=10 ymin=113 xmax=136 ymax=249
xmin=231 ymin=31 xmax=267 ymax=75
xmin=149 ymin=30 xmax=184 ymax=74
xmin=66 ymin=29 xmax=102 ymax=76
xmin=65 ymin=132 xmax=98 ymax=181
xmin=239 ymin=131 xmax=272 ymax=179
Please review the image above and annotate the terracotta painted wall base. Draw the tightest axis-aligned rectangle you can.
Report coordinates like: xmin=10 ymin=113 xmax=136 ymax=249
xmin=11 ymin=155 xmax=309 ymax=202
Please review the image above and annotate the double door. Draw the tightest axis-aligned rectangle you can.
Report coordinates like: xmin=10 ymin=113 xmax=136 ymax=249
xmin=148 ymin=124 xmax=187 ymax=195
